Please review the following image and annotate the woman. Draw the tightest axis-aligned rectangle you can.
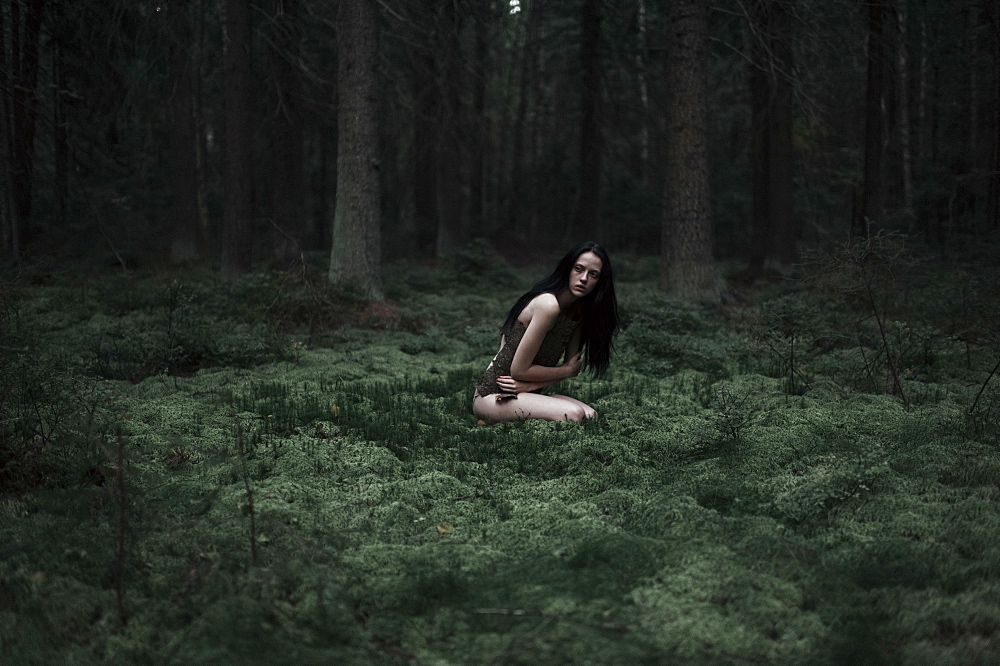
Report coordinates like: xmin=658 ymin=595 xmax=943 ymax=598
xmin=473 ymin=241 xmax=620 ymax=423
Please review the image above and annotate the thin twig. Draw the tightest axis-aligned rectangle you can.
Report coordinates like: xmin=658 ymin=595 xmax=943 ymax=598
xmin=969 ymin=357 xmax=1000 ymax=416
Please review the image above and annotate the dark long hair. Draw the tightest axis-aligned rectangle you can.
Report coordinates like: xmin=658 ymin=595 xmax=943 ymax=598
xmin=501 ymin=241 xmax=620 ymax=376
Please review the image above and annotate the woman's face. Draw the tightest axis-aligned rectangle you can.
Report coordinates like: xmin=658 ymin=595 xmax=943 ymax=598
xmin=568 ymin=251 xmax=603 ymax=298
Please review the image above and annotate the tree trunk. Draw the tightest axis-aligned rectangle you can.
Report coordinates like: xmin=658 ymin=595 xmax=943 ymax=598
xmin=636 ymin=0 xmax=650 ymax=187
xmin=660 ymin=0 xmax=717 ymax=300
xmin=412 ymin=7 xmax=438 ymax=257
xmin=221 ymin=0 xmax=253 ymax=273
xmin=435 ymin=0 xmax=464 ymax=258
xmin=767 ymin=0 xmax=796 ymax=267
xmin=469 ymin=7 xmax=488 ymax=235
xmin=749 ymin=0 xmax=769 ymax=273
xmin=509 ymin=0 xmax=541 ymax=238
xmin=916 ymin=10 xmax=927 ymax=160
xmin=989 ymin=0 xmax=1000 ymax=228
xmin=748 ymin=0 xmax=796 ymax=276
xmin=51 ymin=2 xmax=67 ymax=229
xmin=898 ymin=1 xmax=915 ymax=228
xmin=267 ymin=0 xmax=304 ymax=266
xmin=193 ymin=0 xmax=211 ymax=254
xmin=856 ymin=0 xmax=889 ymax=238
xmin=0 ymin=0 xmax=17 ymax=258
xmin=573 ymin=0 xmax=602 ymax=242
xmin=169 ymin=0 xmax=202 ymax=264
xmin=11 ymin=0 xmax=44 ymax=246
xmin=329 ymin=0 xmax=383 ymax=300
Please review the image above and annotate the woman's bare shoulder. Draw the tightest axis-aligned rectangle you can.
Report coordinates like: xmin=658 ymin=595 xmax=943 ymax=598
xmin=520 ymin=293 xmax=560 ymax=323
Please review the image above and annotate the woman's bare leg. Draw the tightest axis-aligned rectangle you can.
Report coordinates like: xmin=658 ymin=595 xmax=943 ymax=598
xmin=549 ymin=394 xmax=597 ymax=419
xmin=473 ymin=393 xmax=594 ymax=424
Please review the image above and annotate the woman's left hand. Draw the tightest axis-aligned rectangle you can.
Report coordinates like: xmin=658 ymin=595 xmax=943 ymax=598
xmin=497 ymin=376 xmax=533 ymax=394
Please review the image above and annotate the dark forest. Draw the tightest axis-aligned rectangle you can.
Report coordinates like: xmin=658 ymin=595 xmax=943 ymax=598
xmin=2 ymin=0 xmax=999 ymax=663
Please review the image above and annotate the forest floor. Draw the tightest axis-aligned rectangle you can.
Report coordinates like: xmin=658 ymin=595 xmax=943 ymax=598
xmin=1 ymin=240 xmax=999 ymax=664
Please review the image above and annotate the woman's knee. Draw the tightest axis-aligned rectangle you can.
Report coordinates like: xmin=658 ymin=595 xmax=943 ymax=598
xmin=563 ymin=404 xmax=587 ymax=422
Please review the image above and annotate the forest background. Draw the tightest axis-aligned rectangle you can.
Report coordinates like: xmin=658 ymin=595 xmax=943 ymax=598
xmin=2 ymin=0 xmax=1000 ymax=663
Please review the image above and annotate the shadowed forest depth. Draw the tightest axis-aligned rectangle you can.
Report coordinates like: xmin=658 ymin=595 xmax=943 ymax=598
xmin=1 ymin=0 xmax=1000 ymax=663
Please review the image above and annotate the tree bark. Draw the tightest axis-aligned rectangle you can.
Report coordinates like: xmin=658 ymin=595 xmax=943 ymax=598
xmin=469 ymin=6 xmax=488 ymax=233
xmin=898 ymin=1 xmax=915 ymax=228
xmin=767 ymin=0 xmax=796 ymax=266
xmin=411 ymin=2 xmax=438 ymax=256
xmin=660 ymin=0 xmax=717 ymax=300
xmin=329 ymin=0 xmax=383 ymax=300
xmin=748 ymin=0 xmax=797 ymax=276
xmin=51 ymin=2 xmax=67 ymax=229
xmin=509 ymin=0 xmax=541 ymax=238
xmin=573 ymin=0 xmax=602 ymax=242
xmin=0 ymin=0 xmax=17 ymax=258
xmin=221 ymin=0 xmax=254 ymax=273
xmin=11 ymin=0 xmax=44 ymax=245
xmin=266 ymin=0 xmax=304 ymax=266
xmin=856 ymin=0 xmax=889 ymax=239
xmin=169 ymin=0 xmax=202 ymax=264
xmin=435 ymin=0 xmax=464 ymax=258
xmin=989 ymin=0 xmax=1000 ymax=228
xmin=636 ymin=0 xmax=650 ymax=186
xmin=192 ymin=0 xmax=211 ymax=254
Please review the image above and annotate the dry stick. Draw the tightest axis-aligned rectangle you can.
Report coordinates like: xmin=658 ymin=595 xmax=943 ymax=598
xmin=969 ymin=357 xmax=1000 ymax=416
xmin=234 ymin=418 xmax=258 ymax=565
xmin=754 ymin=328 xmax=812 ymax=392
xmin=113 ymin=432 xmax=129 ymax=625
xmin=487 ymin=614 xmax=556 ymax=665
xmin=866 ymin=283 xmax=909 ymax=408
xmin=95 ymin=428 xmax=129 ymax=625
xmin=856 ymin=334 xmax=878 ymax=393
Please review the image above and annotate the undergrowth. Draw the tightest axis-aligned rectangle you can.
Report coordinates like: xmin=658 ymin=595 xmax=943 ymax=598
xmin=1 ymin=248 xmax=998 ymax=664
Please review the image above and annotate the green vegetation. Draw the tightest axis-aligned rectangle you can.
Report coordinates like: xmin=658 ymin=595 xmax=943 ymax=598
xmin=1 ymin=247 xmax=999 ymax=664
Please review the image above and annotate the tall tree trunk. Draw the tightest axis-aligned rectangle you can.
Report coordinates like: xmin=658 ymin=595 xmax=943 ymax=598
xmin=494 ymin=6 xmax=524 ymax=237
xmin=267 ymin=0 xmax=304 ymax=266
xmin=11 ymin=0 xmax=44 ymax=246
xmin=573 ymin=0 xmax=602 ymax=242
xmin=968 ymin=3 xmax=978 ymax=171
xmin=469 ymin=7 xmax=488 ymax=234
xmin=636 ymin=0 xmax=650 ymax=187
xmin=310 ymin=120 xmax=335 ymax=250
xmin=0 ymin=0 xmax=17 ymax=258
xmin=222 ymin=0 xmax=253 ymax=272
xmin=767 ymin=0 xmax=796 ymax=267
xmin=435 ymin=0 xmax=464 ymax=258
xmin=51 ymin=3 xmax=67 ymax=229
xmin=748 ymin=0 xmax=797 ymax=276
xmin=856 ymin=0 xmax=889 ymax=238
xmin=509 ymin=0 xmax=541 ymax=237
xmin=660 ymin=0 xmax=716 ymax=300
xmin=916 ymin=9 xmax=927 ymax=160
xmin=412 ymin=7 xmax=438 ymax=256
xmin=169 ymin=0 xmax=202 ymax=264
xmin=193 ymin=0 xmax=211 ymax=254
xmin=898 ymin=1 xmax=915 ymax=228
xmin=329 ymin=0 xmax=383 ymax=300
xmin=749 ymin=1 xmax=769 ymax=273
xmin=989 ymin=0 xmax=1000 ymax=228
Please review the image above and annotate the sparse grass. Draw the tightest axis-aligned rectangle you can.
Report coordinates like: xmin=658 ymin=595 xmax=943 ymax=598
xmin=0 ymin=252 xmax=998 ymax=664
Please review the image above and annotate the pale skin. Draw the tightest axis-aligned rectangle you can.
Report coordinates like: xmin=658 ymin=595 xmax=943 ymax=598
xmin=473 ymin=251 xmax=603 ymax=424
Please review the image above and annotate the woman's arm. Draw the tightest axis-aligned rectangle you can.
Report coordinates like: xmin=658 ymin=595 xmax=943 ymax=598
xmin=509 ymin=295 xmax=583 ymax=382
xmin=495 ymin=375 xmax=564 ymax=394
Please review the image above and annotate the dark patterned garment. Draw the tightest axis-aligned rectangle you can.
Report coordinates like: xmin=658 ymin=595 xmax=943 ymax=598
xmin=474 ymin=312 xmax=580 ymax=400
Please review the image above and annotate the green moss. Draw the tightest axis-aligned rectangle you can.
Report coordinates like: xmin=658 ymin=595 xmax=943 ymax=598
xmin=2 ymin=260 xmax=999 ymax=664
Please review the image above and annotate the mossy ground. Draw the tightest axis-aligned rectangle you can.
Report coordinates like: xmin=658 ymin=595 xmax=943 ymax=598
xmin=1 ymin=250 xmax=998 ymax=664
